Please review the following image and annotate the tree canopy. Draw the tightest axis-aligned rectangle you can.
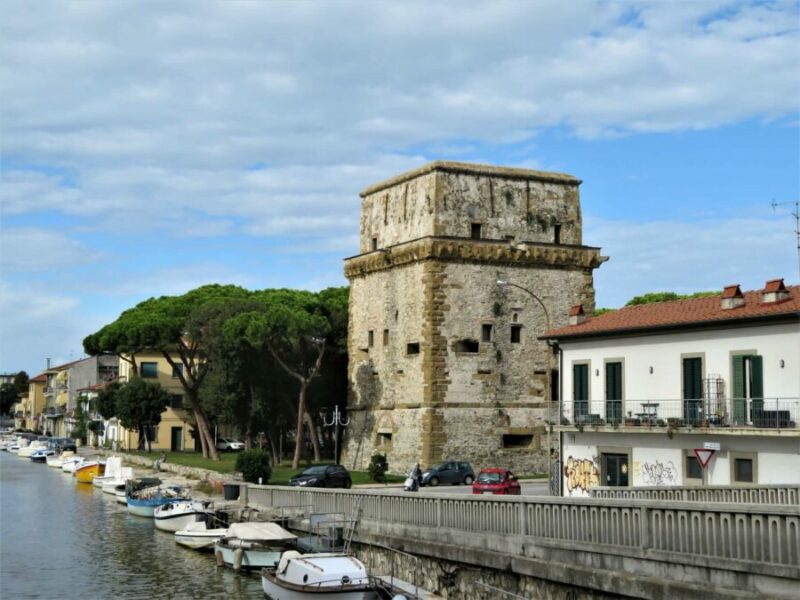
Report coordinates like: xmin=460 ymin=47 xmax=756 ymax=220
xmin=0 ymin=383 xmax=19 ymax=416
xmin=113 ymin=378 xmax=171 ymax=453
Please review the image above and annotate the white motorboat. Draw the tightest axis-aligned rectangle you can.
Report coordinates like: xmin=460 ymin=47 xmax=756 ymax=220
xmin=30 ymin=448 xmax=55 ymax=463
xmin=92 ymin=456 xmax=123 ymax=488
xmin=261 ymin=551 xmax=375 ymax=600
xmin=18 ymin=440 xmax=46 ymax=458
xmin=214 ymin=522 xmax=297 ymax=571
xmin=61 ymin=455 xmax=85 ymax=473
xmin=126 ymin=479 xmax=186 ymax=517
xmin=102 ymin=467 xmax=134 ymax=495
xmin=46 ymin=450 xmax=74 ymax=468
xmin=115 ymin=486 xmax=128 ymax=504
xmin=154 ymin=500 xmax=212 ymax=532
xmin=175 ymin=520 xmax=228 ymax=550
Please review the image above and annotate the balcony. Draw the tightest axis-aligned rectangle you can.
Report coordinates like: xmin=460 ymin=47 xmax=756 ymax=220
xmin=556 ymin=397 xmax=799 ymax=431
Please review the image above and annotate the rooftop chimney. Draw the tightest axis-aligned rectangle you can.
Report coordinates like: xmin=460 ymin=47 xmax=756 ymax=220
xmin=762 ymin=278 xmax=790 ymax=304
xmin=720 ymin=284 xmax=745 ymax=310
xmin=569 ymin=304 xmax=586 ymax=325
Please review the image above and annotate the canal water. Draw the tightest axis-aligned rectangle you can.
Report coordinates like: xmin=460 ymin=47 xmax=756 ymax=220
xmin=0 ymin=451 xmax=263 ymax=599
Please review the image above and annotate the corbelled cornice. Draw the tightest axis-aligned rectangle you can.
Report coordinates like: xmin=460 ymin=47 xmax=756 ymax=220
xmin=344 ymin=236 xmax=607 ymax=278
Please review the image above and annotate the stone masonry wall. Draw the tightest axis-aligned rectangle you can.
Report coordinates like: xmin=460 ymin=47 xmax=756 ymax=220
xmin=342 ymin=162 xmax=604 ymax=476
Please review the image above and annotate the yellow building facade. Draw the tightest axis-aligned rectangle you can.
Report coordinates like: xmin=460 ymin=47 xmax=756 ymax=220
xmin=118 ymin=351 xmax=197 ymax=452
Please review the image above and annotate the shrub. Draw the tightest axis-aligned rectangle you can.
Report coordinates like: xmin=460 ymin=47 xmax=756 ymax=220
xmin=235 ymin=449 xmax=272 ymax=484
xmin=368 ymin=453 xmax=388 ymax=483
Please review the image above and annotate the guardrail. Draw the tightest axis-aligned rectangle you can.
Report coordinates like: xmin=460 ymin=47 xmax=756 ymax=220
xmin=246 ymin=486 xmax=800 ymax=570
xmin=590 ymin=485 xmax=800 ymax=505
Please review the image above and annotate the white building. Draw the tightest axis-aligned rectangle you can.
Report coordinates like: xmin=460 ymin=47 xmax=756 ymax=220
xmin=544 ymin=279 xmax=800 ymax=496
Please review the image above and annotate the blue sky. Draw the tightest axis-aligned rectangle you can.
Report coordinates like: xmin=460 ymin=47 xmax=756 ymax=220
xmin=1 ymin=0 xmax=798 ymax=375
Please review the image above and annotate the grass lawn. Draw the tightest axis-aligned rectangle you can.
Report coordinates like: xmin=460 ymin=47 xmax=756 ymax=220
xmin=129 ymin=450 xmax=404 ymax=485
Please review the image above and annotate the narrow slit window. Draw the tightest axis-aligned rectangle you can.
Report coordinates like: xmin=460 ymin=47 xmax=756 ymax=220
xmin=554 ymin=224 xmax=562 ymax=244
xmin=368 ymin=330 xmax=374 ymax=348
xmin=383 ymin=329 xmax=389 ymax=346
xmin=471 ymin=223 xmax=482 ymax=239
xmin=481 ymin=324 xmax=493 ymax=342
xmin=371 ymin=237 xmax=378 ymax=251
xmin=511 ymin=325 xmax=522 ymax=343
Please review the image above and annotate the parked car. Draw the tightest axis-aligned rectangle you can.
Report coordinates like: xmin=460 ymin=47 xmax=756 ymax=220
xmin=215 ymin=438 xmax=244 ymax=451
xmin=289 ymin=464 xmax=352 ymax=489
xmin=420 ymin=461 xmax=474 ymax=486
xmin=472 ymin=467 xmax=521 ymax=495
xmin=51 ymin=437 xmax=77 ymax=453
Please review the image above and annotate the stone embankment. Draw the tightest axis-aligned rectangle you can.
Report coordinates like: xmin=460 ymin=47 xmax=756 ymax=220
xmin=92 ymin=448 xmax=232 ymax=498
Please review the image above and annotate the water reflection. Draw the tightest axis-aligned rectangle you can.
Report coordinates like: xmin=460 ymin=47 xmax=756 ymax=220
xmin=0 ymin=452 xmax=262 ymax=599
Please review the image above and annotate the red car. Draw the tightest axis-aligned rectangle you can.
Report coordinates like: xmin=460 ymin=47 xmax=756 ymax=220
xmin=471 ymin=468 xmax=521 ymax=495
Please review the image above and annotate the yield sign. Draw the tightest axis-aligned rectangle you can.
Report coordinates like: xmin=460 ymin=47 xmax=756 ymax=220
xmin=694 ymin=448 xmax=715 ymax=468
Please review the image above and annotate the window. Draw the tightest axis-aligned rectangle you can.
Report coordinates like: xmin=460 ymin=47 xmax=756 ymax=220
xmin=471 ymin=223 xmax=482 ymax=239
xmin=371 ymin=237 xmax=378 ymax=251
xmin=406 ymin=343 xmax=420 ymax=355
xmin=453 ymin=339 xmax=479 ymax=353
xmin=502 ymin=434 xmax=533 ymax=449
xmin=685 ymin=454 xmax=703 ymax=484
xmin=573 ymin=363 xmax=589 ymax=419
xmin=510 ymin=325 xmax=522 ymax=343
xmin=172 ymin=364 xmax=183 ymax=379
xmin=481 ymin=324 xmax=493 ymax=342
xmin=140 ymin=362 xmax=158 ymax=378
xmin=368 ymin=330 xmax=374 ymax=348
xmin=170 ymin=395 xmax=183 ymax=410
xmin=383 ymin=329 xmax=389 ymax=346
xmin=605 ymin=361 xmax=623 ymax=423
xmin=377 ymin=432 xmax=392 ymax=449
xmin=731 ymin=453 xmax=757 ymax=484
xmin=602 ymin=453 xmax=629 ymax=487
xmin=554 ymin=224 xmax=561 ymax=244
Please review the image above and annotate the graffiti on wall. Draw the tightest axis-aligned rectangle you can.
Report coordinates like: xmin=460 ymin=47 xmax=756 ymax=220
xmin=640 ymin=460 xmax=677 ymax=486
xmin=564 ymin=456 xmax=599 ymax=494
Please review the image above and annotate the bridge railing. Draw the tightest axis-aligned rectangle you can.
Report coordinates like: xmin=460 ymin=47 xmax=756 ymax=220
xmin=590 ymin=485 xmax=800 ymax=505
xmin=246 ymin=486 xmax=800 ymax=570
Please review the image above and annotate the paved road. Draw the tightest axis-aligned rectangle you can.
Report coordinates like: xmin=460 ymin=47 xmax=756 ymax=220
xmin=365 ymin=480 xmax=550 ymax=496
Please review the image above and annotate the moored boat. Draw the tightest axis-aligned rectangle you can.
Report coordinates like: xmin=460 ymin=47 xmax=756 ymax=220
xmin=62 ymin=455 xmax=84 ymax=473
xmin=214 ymin=522 xmax=297 ymax=571
xmin=175 ymin=521 xmax=229 ymax=551
xmin=102 ymin=467 xmax=134 ymax=495
xmin=75 ymin=460 xmax=105 ymax=483
xmin=261 ymin=551 xmax=375 ymax=600
xmin=126 ymin=478 xmax=186 ymax=517
xmin=30 ymin=448 xmax=55 ymax=463
xmin=92 ymin=456 xmax=123 ymax=488
xmin=154 ymin=500 xmax=211 ymax=532
xmin=47 ymin=450 xmax=74 ymax=468
xmin=18 ymin=439 xmax=47 ymax=458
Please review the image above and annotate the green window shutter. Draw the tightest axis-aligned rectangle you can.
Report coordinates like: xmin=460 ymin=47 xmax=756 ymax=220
xmin=732 ymin=355 xmax=746 ymax=424
xmin=573 ymin=365 xmax=588 ymax=401
xmin=682 ymin=358 xmax=702 ymax=400
xmin=605 ymin=362 xmax=622 ymax=400
xmin=749 ymin=356 xmax=763 ymax=399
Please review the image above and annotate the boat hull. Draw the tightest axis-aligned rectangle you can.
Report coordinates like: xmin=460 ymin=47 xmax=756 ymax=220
xmin=175 ymin=528 xmax=228 ymax=550
xmin=214 ymin=543 xmax=282 ymax=570
xmin=153 ymin=510 xmax=207 ymax=532
xmin=261 ymin=575 xmax=376 ymax=600
xmin=75 ymin=462 xmax=105 ymax=484
xmin=127 ymin=496 xmax=183 ymax=518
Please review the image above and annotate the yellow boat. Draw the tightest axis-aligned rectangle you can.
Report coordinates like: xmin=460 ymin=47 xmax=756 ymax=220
xmin=75 ymin=460 xmax=105 ymax=484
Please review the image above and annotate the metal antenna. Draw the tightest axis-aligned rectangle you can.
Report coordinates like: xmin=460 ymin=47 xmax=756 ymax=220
xmin=771 ymin=199 xmax=800 ymax=281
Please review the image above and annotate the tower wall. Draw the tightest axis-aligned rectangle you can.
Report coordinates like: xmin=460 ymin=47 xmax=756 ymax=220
xmin=342 ymin=162 xmax=605 ymax=475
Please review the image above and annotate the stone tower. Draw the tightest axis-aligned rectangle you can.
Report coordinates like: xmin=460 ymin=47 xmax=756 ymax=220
xmin=341 ymin=161 xmax=606 ymax=474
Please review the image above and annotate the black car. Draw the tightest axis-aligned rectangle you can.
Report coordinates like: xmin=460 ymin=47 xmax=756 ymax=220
xmin=289 ymin=464 xmax=352 ymax=489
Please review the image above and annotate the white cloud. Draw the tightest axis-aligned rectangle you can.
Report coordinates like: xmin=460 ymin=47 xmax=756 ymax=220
xmin=0 ymin=228 xmax=103 ymax=270
xmin=588 ymin=214 xmax=798 ymax=308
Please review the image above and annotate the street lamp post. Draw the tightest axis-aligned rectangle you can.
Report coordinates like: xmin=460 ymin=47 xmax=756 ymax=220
xmin=496 ymin=277 xmax=559 ymax=496
xmin=321 ymin=405 xmax=349 ymax=464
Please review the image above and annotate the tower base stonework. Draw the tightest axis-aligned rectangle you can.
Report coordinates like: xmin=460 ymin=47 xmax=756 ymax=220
xmin=341 ymin=162 xmax=605 ymax=475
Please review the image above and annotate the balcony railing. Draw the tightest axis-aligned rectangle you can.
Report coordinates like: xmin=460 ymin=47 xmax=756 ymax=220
xmin=558 ymin=397 xmax=799 ymax=430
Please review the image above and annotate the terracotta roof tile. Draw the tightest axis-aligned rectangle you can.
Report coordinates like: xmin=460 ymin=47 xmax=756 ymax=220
xmin=545 ymin=285 xmax=800 ymax=340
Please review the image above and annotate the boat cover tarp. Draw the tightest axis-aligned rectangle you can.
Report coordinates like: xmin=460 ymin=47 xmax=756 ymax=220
xmin=227 ymin=522 xmax=297 ymax=541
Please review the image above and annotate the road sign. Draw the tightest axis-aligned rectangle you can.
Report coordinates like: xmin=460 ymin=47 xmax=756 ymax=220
xmin=703 ymin=442 xmax=721 ymax=451
xmin=694 ymin=448 xmax=715 ymax=468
